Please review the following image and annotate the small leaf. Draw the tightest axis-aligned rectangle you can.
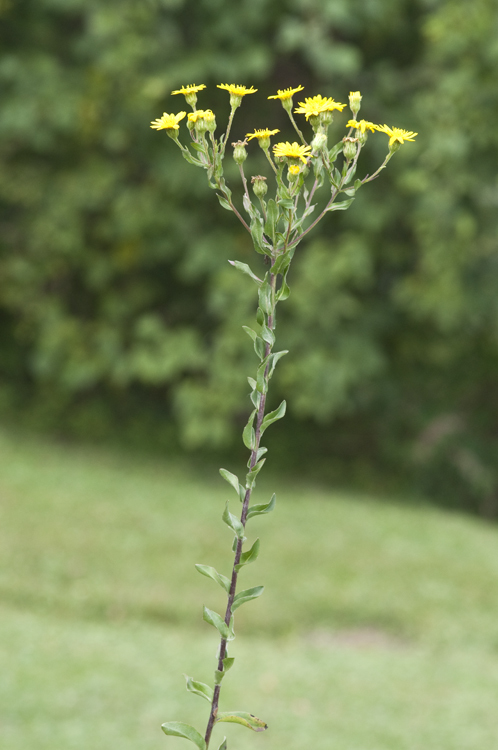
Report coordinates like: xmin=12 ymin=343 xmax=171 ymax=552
xmin=271 ymin=252 xmax=292 ymax=276
xmin=217 ymin=194 xmax=232 ymax=211
xmin=278 ymin=197 xmax=294 ymax=210
xmin=260 ymin=324 xmax=275 ymax=346
xmin=222 ymin=501 xmax=245 ymax=539
xmin=268 ymin=350 xmax=288 ymax=378
xmin=250 ymin=219 xmax=265 ymax=254
xmin=329 ymin=141 xmax=343 ymax=162
xmin=217 ymin=738 xmax=227 ymax=750
xmin=264 ymin=198 xmax=279 ymax=239
xmin=232 ymin=585 xmax=264 ymax=612
xmin=276 ymin=279 xmax=290 ymax=301
xmin=342 ymin=186 xmax=356 ymax=197
xmin=235 ymin=538 xmax=260 ymax=571
xmin=229 ymin=260 xmax=262 ymax=286
xmin=258 ymin=278 xmax=272 ymax=315
xmin=223 ymin=657 xmax=235 ymax=672
xmin=325 ymin=197 xmax=355 ymax=212
xmin=161 ymin=722 xmax=206 ymax=750
xmin=214 ymin=669 xmax=225 ymax=685
xmin=190 ymin=142 xmax=207 ymax=153
xmin=203 ymin=607 xmax=230 ymax=639
xmin=246 ymin=457 xmax=266 ymax=490
xmin=194 ymin=564 xmax=230 ymax=593
xmin=216 ymin=712 xmax=268 ymax=732
xmin=184 ymin=675 xmax=214 ymax=704
xmin=247 ymin=494 xmax=276 ymax=520
xmin=256 ymin=358 xmax=268 ymax=394
xmin=242 ymin=409 xmax=257 ymax=451
xmin=256 ymin=307 xmax=265 ymax=326
xmin=220 ymin=468 xmax=240 ymax=496
xmin=260 ymin=400 xmax=286 ymax=435
xmin=354 ymin=178 xmax=362 ymax=190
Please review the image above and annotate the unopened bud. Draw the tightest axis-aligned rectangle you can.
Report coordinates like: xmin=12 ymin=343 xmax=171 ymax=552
xmin=342 ymin=137 xmax=357 ymax=161
xmin=203 ymin=110 xmax=217 ymax=133
xmin=251 ymin=175 xmax=268 ymax=198
xmin=232 ymin=140 xmax=248 ymax=165
xmin=311 ymin=131 xmax=328 ymax=152
xmin=349 ymin=91 xmax=362 ymax=117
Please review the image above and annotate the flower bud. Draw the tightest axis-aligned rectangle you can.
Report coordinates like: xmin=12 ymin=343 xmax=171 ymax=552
xmin=203 ymin=110 xmax=216 ymax=133
xmin=232 ymin=140 xmax=248 ymax=165
xmin=319 ymin=110 xmax=335 ymax=128
xmin=251 ymin=175 xmax=268 ymax=198
xmin=349 ymin=91 xmax=362 ymax=117
xmin=342 ymin=137 xmax=357 ymax=161
xmin=288 ymin=164 xmax=301 ymax=181
xmin=311 ymin=131 xmax=328 ymax=153
xmin=355 ymin=129 xmax=368 ymax=146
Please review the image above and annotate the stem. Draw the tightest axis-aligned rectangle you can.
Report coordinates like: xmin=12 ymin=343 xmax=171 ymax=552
xmin=204 ymin=265 xmax=277 ymax=750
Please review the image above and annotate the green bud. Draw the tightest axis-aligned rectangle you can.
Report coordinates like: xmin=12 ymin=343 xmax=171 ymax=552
xmin=251 ymin=175 xmax=268 ymax=198
xmin=342 ymin=137 xmax=357 ymax=161
xmin=349 ymin=91 xmax=362 ymax=117
xmin=311 ymin=131 xmax=328 ymax=153
xmin=232 ymin=140 xmax=248 ymax=165
xmin=355 ymin=129 xmax=368 ymax=146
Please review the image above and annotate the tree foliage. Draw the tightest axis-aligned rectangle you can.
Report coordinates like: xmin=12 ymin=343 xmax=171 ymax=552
xmin=1 ymin=0 xmax=497 ymax=513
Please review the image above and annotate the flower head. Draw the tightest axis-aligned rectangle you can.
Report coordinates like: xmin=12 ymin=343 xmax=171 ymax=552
xmin=171 ymin=84 xmax=206 ymax=96
xmin=187 ymin=109 xmax=216 ymax=133
xmin=347 ymin=119 xmax=377 ymax=134
xmin=273 ymin=141 xmax=312 ymax=164
xmin=188 ymin=109 xmax=213 ymax=124
xmin=294 ymin=95 xmax=346 ymax=120
xmin=150 ymin=111 xmax=186 ymax=131
xmin=217 ymin=83 xmax=257 ymax=110
xmin=268 ymin=85 xmax=304 ymax=101
xmin=288 ymin=164 xmax=301 ymax=176
xmin=375 ymin=124 xmax=418 ymax=147
xmin=246 ymin=128 xmax=280 ymax=141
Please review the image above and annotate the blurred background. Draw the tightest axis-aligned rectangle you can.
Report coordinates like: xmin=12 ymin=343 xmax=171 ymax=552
xmin=2 ymin=3 xmax=498 ymax=748
xmin=1 ymin=0 xmax=498 ymax=515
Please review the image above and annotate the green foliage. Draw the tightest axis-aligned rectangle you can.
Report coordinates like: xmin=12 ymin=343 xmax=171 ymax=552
xmin=0 ymin=0 xmax=497 ymax=512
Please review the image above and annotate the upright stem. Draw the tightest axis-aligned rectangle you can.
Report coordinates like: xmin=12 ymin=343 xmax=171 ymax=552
xmin=204 ymin=267 xmax=276 ymax=749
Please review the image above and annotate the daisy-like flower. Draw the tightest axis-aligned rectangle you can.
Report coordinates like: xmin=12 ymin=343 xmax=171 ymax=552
xmin=217 ymin=83 xmax=258 ymax=97
xmin=288 ymin=164 xmax=301 ymax=175
xmin=188 ymin=109 xmax=212 ymax=124
xmin=294 ymin=95 xmax=346 ymax=120
xmin=268 ymin=85 xmax=304 ymax=101
xmin=347 ymin=119 xmax=377 ymax=134
xmin=187 ymin=109 xmax=216 ymax=133
xmin=375 ymin=124 xmax=418 ymax=146
xmin=171 ymin=84 xmax=206 ymax=96
xmin=246 ymin=128 xmax=280 ymax=141
xmin=273 ymin=141 xmax=312 ymax=164
xmin=150 ymin=111 xmax=186 ymax=131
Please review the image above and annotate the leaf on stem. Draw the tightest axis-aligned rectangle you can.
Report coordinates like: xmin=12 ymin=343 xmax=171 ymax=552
xmin=216 ymin=194 xmax=232 ymax=211
xmin=216 ymin=712 xmax=268 ymax=732
xmin=325 ymin=197 xmax=355 ymax=212
xmin=245 ymin=457 xmax=266 ymax=490
xmin=232 ymin=585 xmax=264 ymax=612
xmin=258 ymin=277 xmax=272 ymax=315
xmin=202 ymin=606 xmax=231 ymax=640
xmin=260 ymin=400 xmax=286 ymax=435
xmin=184 ymin=675 xmax=214 ymax=703
xmin=250 ymin=219 xmax=266 ymax=255
xmin=217 ymin=739 xmax=227 ymax=750
xmin=194 ymin=564 xmax=230 ymax=593
xmin=247 ymin=493 xmax=276 ymax=520
xmin=235 ymin=538 xmax=260 ymax=571
xmin=222 ymin=501 xmax=245 ymax=539
xmin=223 ymin=656 xmax=235 ymax=672
xmin=264 ymin=198 xmax=279 ymax=240
xmin=268 ymin=350 xmax=289 ymax=378
xmin=219 ymin=468 xmax=241 ymax=496
xmin=161 ymin=722 xmax=206 ymax=750
xmin=229 ymin=260 xmax=262 ymax=286
xmin=242 ymin=409 xmax=257 ymax=451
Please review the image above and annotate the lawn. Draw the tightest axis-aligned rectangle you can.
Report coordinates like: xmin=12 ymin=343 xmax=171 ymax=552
xmin=1 ymin=427 xmax=498 ymax=749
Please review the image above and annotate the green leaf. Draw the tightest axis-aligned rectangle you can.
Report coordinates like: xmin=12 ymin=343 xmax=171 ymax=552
xmin=217 ymin=739 xmax=227 ymax=750
xmin=232 ymin=585 xmax=264 ymax=612
xmin=250 ymin=219 xmax=265 ymax=254
xmin=181 ymin=150 xmax=203 ymax=166
xmin=161 ymin=722 xmax=207 ymax=750
xmin=260 ymin=324 xmax=275 ymax=346
xmin=325 ymin=197 xmax=355 ymax=212
xmin=258 ymin=278 xmax=272 ymax=314
xmin=329 ymin=141 xmax=343 ymax=162
xmin=247 ymin=493 xmax=276 ymax=519
xmin=216 ymin=194 xmax=232 ymax=211
xmin=261 ymin=400 xmax=286 ymax=435
xmin=216 ymin=712 xmax=268 ymax=732
xmin=223 ymin=657 xmax=235 ymax=672
xmin=278 ymin=197 xmax=294 ymax=210
xmin=256 ymin=307 xmax=265 ymax=326
xmin=242 ymin=409 xmax=256 ymax=451
xmin=342 ymin=186 xmax=356 ymax=197
xmin=235 ymin=538 xmax=260 ymax=571
xmin=222 ymin=501 xmax=245 ymax=539
xmin=184 ymin=675 xmax=214 ymax=704
xmin=194 ymin=564 xmax=230 ymax=593
xmin=190 ymin=142 xmax=207 ymax=153
xmin=276 ymin=278 xmax=290 ymax=301
xmin=354 ymin=178 xmax=362 ymax=190
xmin=219 ymin=468 xmax=241 ymax=496
xmin=271 ymin=251 xmax=292 ymax=276
xmin=264 ymin=198 xmax=279 ymax=240
xmin=245 ymin=457 xmax=266 ymax=490
xmin=203 ymin=607 xmax=230 ymax=639
xmin=256 ymin=357 xmax=269 ymax=394
xmin=229 ymin=260 xmax=262 ymax=286
xmin=268 ymin=350 xmax=288 ymax=378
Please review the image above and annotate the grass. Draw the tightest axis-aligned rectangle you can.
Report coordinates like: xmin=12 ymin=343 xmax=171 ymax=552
xmin=1 ymin=427 xmax=498 ymax=749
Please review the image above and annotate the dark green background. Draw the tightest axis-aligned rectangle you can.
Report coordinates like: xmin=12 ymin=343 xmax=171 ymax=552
xmin=1 ymin=0 xmax=497 ymax=514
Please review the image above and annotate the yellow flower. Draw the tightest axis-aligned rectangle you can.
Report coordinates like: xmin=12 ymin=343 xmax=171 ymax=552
xmin=217 ymin=83 xmax=257 ymax=97
xmin=273 ymin=141 xmax=312 ymax=164
xmin=188 ymin=109 xmax=214 ymax=124
xmin=150 ymin=111 xmax=186 ymax=130
xmin=347 ymin=119 xmax=377 ymax=134
xmin=375 ymin=124 xmax=418 ymax=145
xmin=246 ymin=128 xmax=280 ymax=141
xmin=171 ymin=84 xmax=206 ymax=96
xmin=294 ymin=95 xmax=346 ymax=120
xmin=268 ymin=85 xmax=304 ymax=101
xmin=288 ymin=164 xmax=301 ymax=175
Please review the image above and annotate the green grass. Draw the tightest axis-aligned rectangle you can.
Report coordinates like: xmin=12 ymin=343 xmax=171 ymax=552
xmin=1 ymin=427 xmax=498 ymax=749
